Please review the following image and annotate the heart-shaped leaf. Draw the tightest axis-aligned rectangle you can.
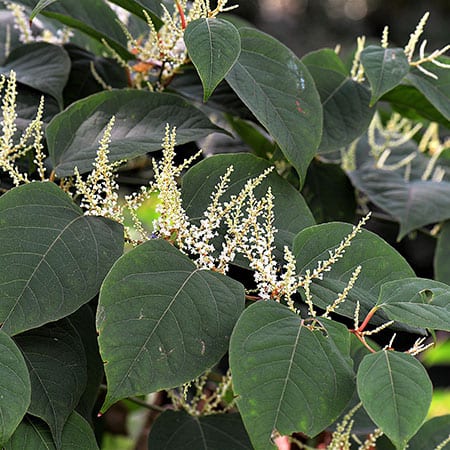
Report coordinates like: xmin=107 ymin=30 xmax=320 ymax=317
xmin=0 ymin=182 xmax=124 ymax=336
xmin=147 ymin=411 xmax=252 ymax=450
xmin=408 ymin=415 xmax=450 ymax=450
xmin=47 ymin=90 xmax=224 ymax=176
xmin=225 ymin=27 xmax=322 ymax=187
xmin=360 ymin=46 xmax=410 ymax=106
xmin=97 ymin=239 xmax=244 ymax=410
xmin=0 ymin=330 xmax=31 ymax=446
xmin=14 ymin=320 xmax=87 ymax=448
xmin=185 ymin=18 xmax=241 ymax=101
xmin=375 ymin=278 xmax=450 ymax=331
xmin=357 ymin=351 xmax=432 ymax=449
xmin=230 ymin=301 xmax=354 ymax=450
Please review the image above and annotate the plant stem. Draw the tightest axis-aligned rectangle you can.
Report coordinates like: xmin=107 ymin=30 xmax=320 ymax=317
xmin=99 ymin=384 xmax=165 ymax=412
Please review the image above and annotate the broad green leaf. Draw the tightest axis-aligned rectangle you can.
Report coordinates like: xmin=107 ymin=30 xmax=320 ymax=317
xmin=97 ymin=239 xmax=244 ymax=410
xmin=406 ymin=58 xmax=450 ymax=120
xmin=302 ymin=48 xmax=374 ymax=153
xmin=229 ymin=301 xmax=354 ymax=450
xmin=5 ymin=412 xmax=98 ymax=450
xmin=435 ymin=221 xmax=450 ymax=284
xmin=348 ymin=166 xmax=450 ymax=239
xmin=1 ymin=43 xmax=70 ymax=108
xmin=14 ymin=320 xmax=87 ymax=448
xmin=0 ymin=182 xmax=124 ymax=336
xmin=293 ymin=222 xmax=415 ymax=325
xmin=302 ymin=160 xmax=356 ymax=223
xmin=0 ymin=331 xmax=31 ymax=446
xmin=225 ymin=27 xmax=322 ymax=187
xmin=382 ymin=85 xmax=450 ymax=127
xmin=107 ymin=0 xmax=163 ymax=28
xmin=185 ymin=18 xmax=241 ymax=102
xmin=408 ymin=415 xmax=450 ymax=450
xmin=376 ymin=278 xmax=450 ymax=331
xmin=182 ymin=153 xmax=315 ymax=265
xmin=47 ymin=90 xmax=224 ymax=177
xmin=15 ymin=0 xmax=131 ymax=59
xmin=68 ymin=305 xmax=104 ymax=422
xmin=30 ymin=0 xmax=58 ymax=19
xmin=360 ymin=46 xmax=410 ymax=105
xmin=147 ymin=411 xmax=252 ymax=449
xmin=357 ymin=351 xmax=432 ymax=449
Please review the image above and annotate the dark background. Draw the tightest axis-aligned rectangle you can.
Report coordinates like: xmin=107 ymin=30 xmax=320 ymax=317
xmin=234 ymin=0 xmax=450 ymax=59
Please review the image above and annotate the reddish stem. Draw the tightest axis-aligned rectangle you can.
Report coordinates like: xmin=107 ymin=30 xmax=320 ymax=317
xmin=175 ymin=1 xmax=187 ymax=29
xmin=357 ymin=306 xmax=378 ymax=333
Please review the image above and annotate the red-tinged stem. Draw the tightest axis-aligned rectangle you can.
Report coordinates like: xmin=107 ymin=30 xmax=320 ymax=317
xmin=175 ymin=1 xmax=187 ymax=29
xmin=353 ymin=332 xmax=377 ymax=354
xmin=357 ymin=306 xmax=379 ymax=333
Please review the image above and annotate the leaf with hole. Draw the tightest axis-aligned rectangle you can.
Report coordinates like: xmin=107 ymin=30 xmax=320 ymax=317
xmin=0 ymin=182 xmax=124 ymax=336
xmin=185 ymin=18 xmax=241 ymax=101
xmin=97 ymin=239 xmax=245 ymax=410
xmin=225 ymin=27 xmax=322 ymax=187
xmin=229 ymin=301 xmax=354 ymax=450
xmin=357 ymin=351 xmax=432 ymax=449
xmin=375 ymin=278 xmax=450 ymax=331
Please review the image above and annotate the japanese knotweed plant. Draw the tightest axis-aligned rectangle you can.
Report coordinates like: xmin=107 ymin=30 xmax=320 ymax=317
xmin=0 ymin=2 xmax=450 ymax=450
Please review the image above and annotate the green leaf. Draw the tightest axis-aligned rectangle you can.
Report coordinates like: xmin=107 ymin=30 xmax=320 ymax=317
xmin=435 ymin=220 xmax=450 ymax=284
xmin=68 ymin=305 xmax=104 ymax=423
xmin=0 ymin=11 xmax=23 ymax=66
xmin=348 ymin=166 xmax=450 ymax=239
xmin=5 ymin=412 xmax=99 ymax=450
xmin=357 ymin=351 xmax=432 ymax=449
xmin=0 ymin=330 xmax=31 ymax=446
xmin=47 ymin=90 xmax=224 ymax=177
xmin=182 ymin=153 xmax=315 ymax=266
xmin=408 ymin=415 xmax=450 ymax=450
xmin=15 ymin=0 xmax=132 ymax=60
xmin=406 ymin=58 xmax=450 ymax=121
xmin=382 ymin=85 xmax=450 ymax=127
xmin=302 ymin=160 xmax=356 ymax=223
xmin=225 ymin=27 xmax=322 ymax=187
xmin=107 ymin=0 xmax=163 ymax=28
xmin=375 ymin=278 xmax=450 ymax=331
xmin=30 ymin=0 xmax=58 ymax=19
xmin=293 ymin=222 xmax=415 ymax=325
xmin=14 ymin=320 xmax=87 ymax=448
xmin=229 ymin=301 xmax=354 ymax=450
xmin=1 ymin=43 xmax=71 ymax=108
xmin=184 ymin=18 xmax=241 ymax=102
xmin=0 ymin=182 xmax=124 ymax=336
xmin=97 ymin=239 xmax=244 ymax=410
xmin=147 ymin=411 xmax=252 ymax=449
xmin=360 ymin=46 xmax=410 ymax=106
xmin=302 ymin=48 xmax=374 ymax=153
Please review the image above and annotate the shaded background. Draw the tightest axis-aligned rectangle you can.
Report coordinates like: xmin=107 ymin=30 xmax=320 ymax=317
xmin=235 ymin=0 xmax=450 ymax=58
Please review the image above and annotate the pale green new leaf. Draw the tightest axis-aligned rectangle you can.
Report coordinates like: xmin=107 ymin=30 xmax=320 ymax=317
xmin=30 ymin=0 xmax=58 ymax=20
xmin=360 ymin=46 xmax=410 ymax=105
xmin=97 ymin=239 xmax=244 ymax=410
xmin=357 ymin=351 xmax=432 ymax=449
xmin=230 ymin=301 xmax=354 ymax=450
xmin=185 ymin=18 xmax=241 ymax=101
xmin=0 ymin=330 xmax=31 ymax=446
xmin=376 ymin=278 xmax=450 ymax=331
